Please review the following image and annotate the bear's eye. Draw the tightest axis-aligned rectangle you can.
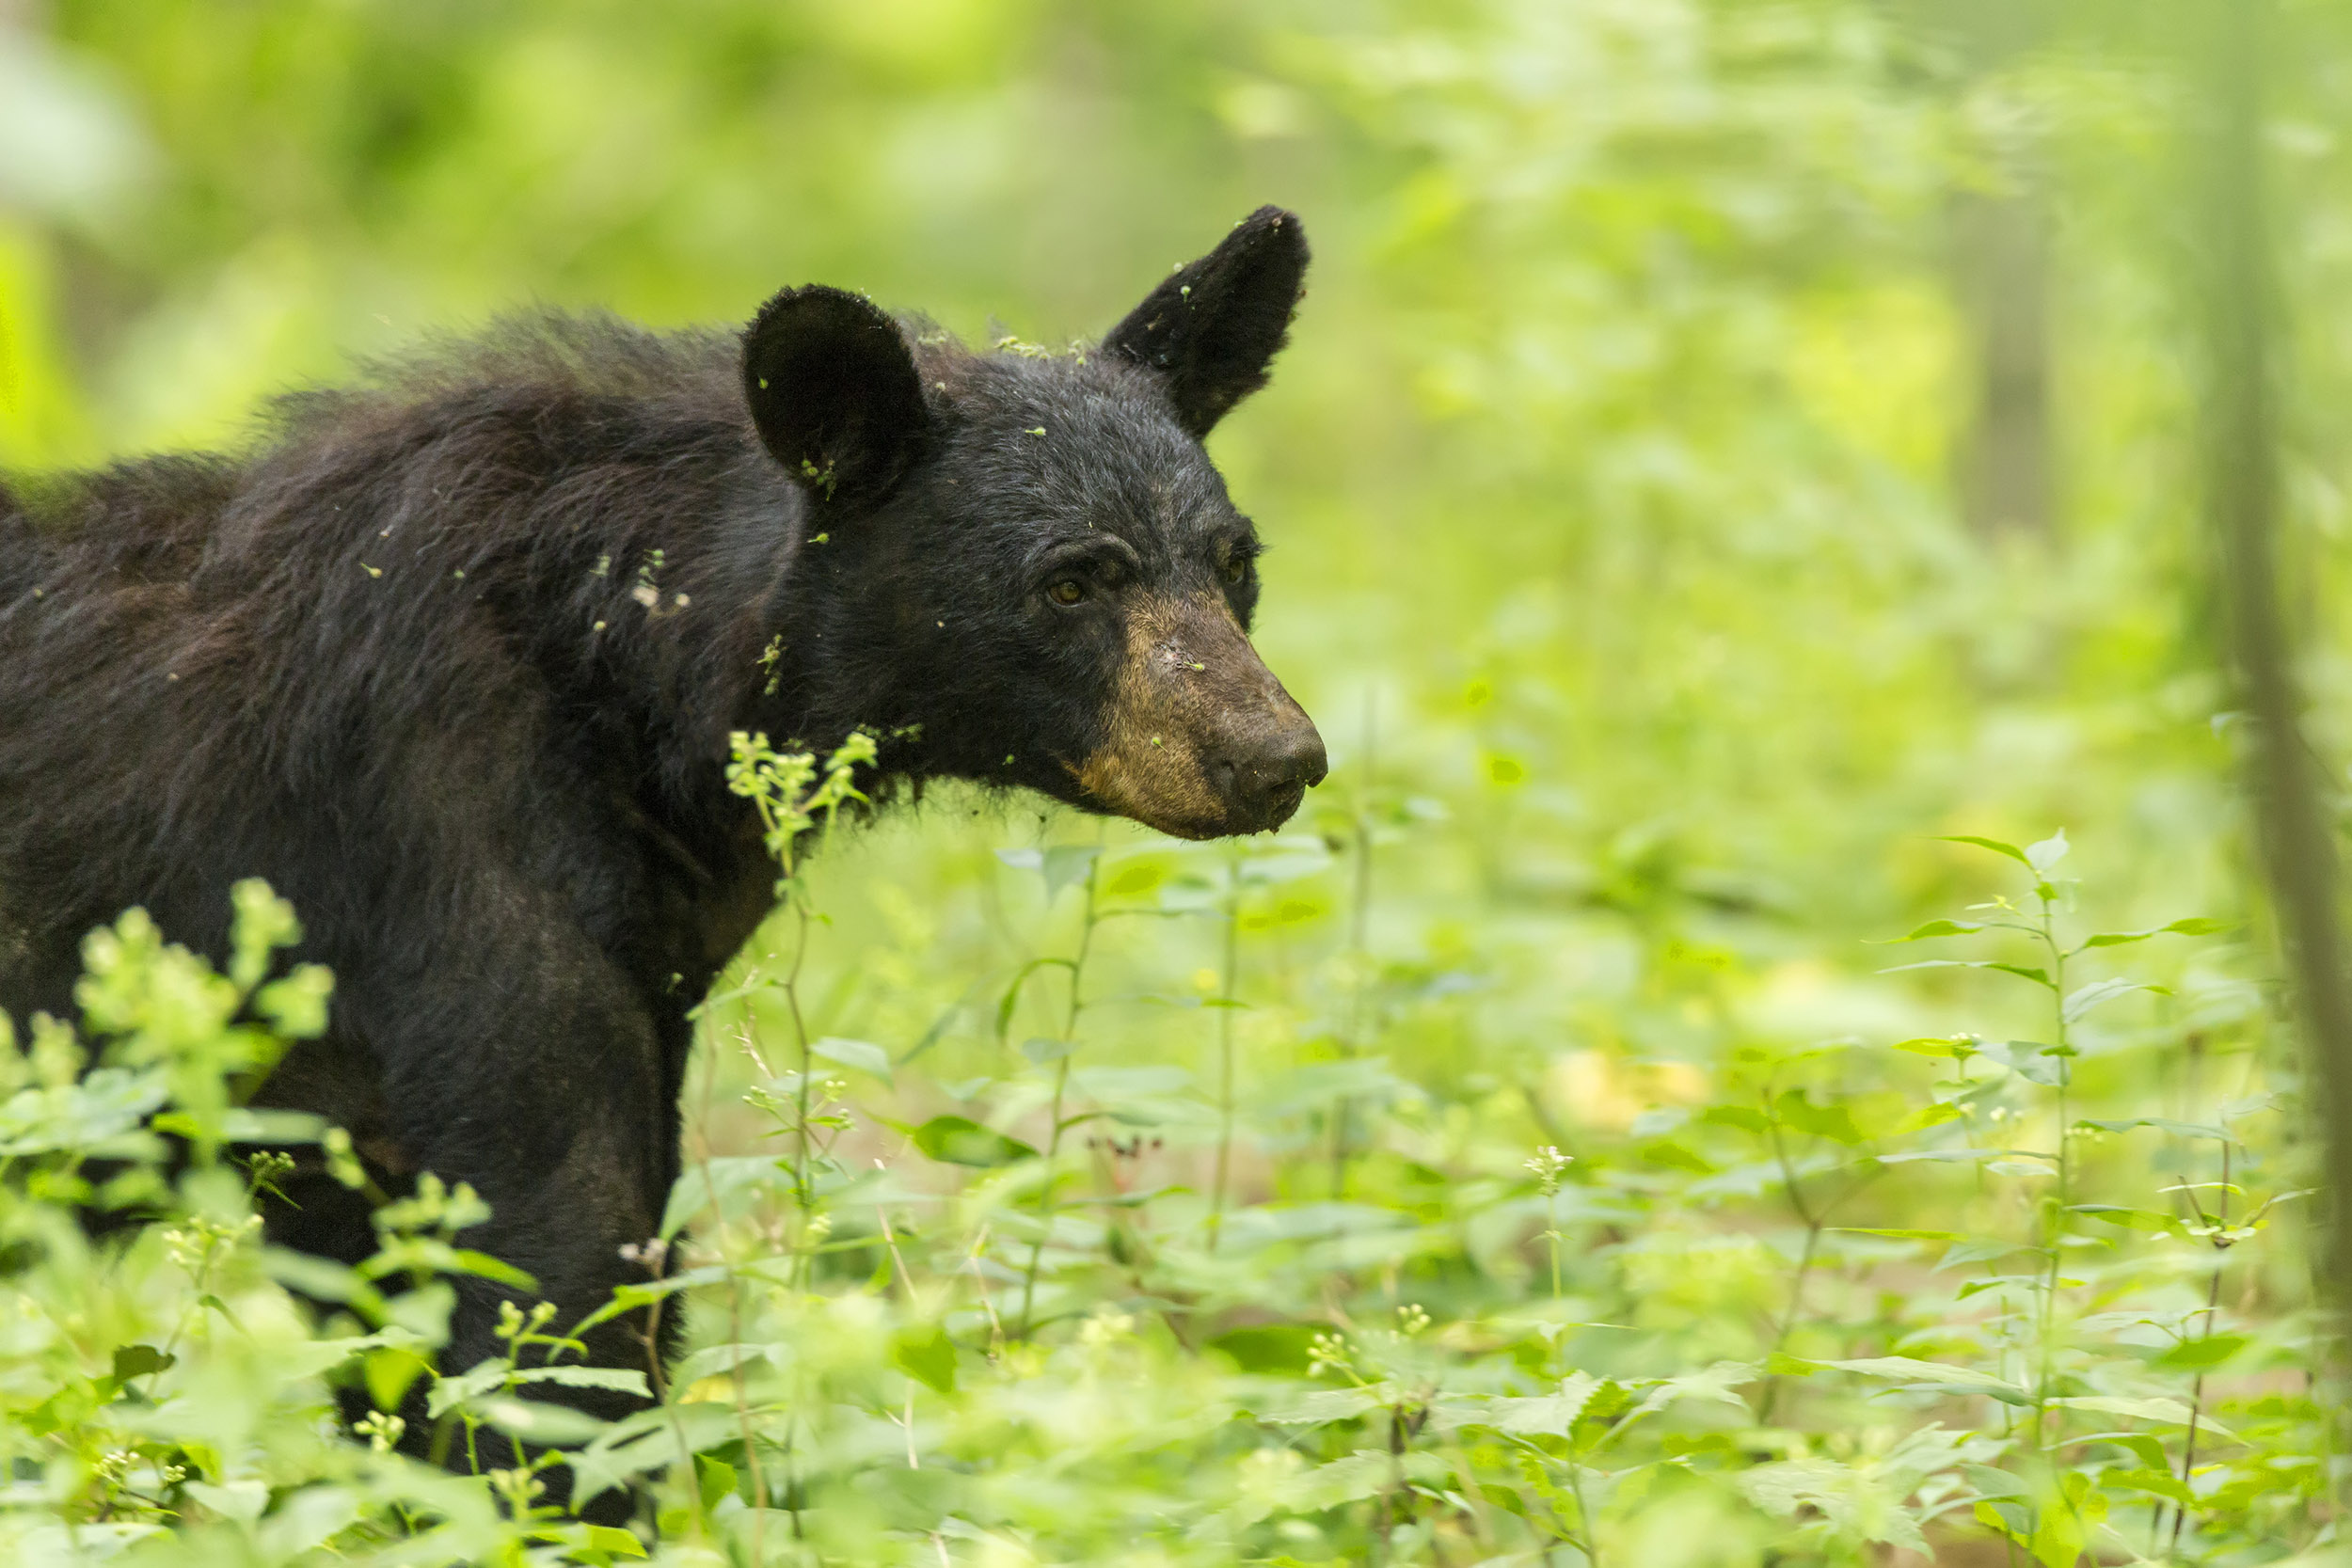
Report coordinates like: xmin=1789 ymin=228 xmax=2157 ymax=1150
xmin=1048 ymin=578 xmax=1088 ymax=606
xmin=1221 ymin=556 xmax=1248 ymax=586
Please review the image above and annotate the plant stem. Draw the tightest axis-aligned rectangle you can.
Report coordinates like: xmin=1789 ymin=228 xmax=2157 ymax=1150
xmin=2032 ymin=888 xmax=2072 ymax=1454
xmin=1331 ymin=692 xmax=1376 ymax=1201
xmin=2171 ymin=1140 xmax=2231 ymax=1552
xmin=1209 ymin=845 xmax=1242 ymax=1251
xmin=1018 ymin=847 xmax=1101 ymax=1337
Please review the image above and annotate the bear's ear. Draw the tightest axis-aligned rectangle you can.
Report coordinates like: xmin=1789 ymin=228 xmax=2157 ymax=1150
xmin=742 ymin=285 xmax=930 ymax=512
xmin=1103 ymin=206 xmax=1309 ymax=440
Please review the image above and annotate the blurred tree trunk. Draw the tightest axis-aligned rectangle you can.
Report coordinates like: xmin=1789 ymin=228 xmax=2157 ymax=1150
xmin=1944 ymin=0 xmax=2054 ymax=542
xmin=2198 ymin=0 xmax=2352 ymax=1370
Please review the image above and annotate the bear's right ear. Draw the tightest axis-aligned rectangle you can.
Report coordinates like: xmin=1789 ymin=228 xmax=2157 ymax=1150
xmin=742 ymin=285 xmax=930 ymax=513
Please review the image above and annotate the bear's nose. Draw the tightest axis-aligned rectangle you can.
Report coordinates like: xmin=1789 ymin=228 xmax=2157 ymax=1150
xmin=1209 ymin=715 xmax=1327 ymax=832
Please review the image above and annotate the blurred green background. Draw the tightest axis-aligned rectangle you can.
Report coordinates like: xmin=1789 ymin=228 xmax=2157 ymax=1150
xmin=10 ymin=0 xmax=2347 ymax=935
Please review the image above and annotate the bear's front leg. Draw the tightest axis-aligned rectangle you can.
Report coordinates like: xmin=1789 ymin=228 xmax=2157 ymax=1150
xmin=365 ymin=962 xmax=687 ymax=1527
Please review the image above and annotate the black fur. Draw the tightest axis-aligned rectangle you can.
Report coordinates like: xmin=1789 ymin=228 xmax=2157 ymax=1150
xmin=0 ymin=210 xmax=1316 ymax=1515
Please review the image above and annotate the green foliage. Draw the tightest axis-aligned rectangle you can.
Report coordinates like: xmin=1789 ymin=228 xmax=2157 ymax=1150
xmin=6 ymin=0 xmax=2350 ymax=1561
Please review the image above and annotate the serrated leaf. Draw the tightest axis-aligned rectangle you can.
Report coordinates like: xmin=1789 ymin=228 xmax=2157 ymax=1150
xmin=513 ymin=1365 xmax=651 ymax=1397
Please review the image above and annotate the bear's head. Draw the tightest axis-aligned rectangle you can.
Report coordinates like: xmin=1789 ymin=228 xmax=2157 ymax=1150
xmin=741 ymin=207 xmax=1327 ymax=840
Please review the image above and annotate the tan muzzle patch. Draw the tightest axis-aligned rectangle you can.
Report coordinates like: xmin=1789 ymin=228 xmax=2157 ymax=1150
xmin=1069 ymin=592 xmax=1320 ymax=839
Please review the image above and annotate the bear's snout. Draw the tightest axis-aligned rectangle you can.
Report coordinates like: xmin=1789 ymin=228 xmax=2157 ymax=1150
xmin=1201 ymin=694 xmax=1327 ymax=833
xmin=1069 ymin=592 xmax=1325 ymax=839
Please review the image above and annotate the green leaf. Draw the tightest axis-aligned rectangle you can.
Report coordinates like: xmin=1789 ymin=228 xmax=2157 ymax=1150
xmin=892 ymin=1325 xmax=959 ymax=1394
xmin=2076 ymin=1117 xmax=2233 ymax=1142
xmin=1698 ymin=1104 xmax=1770 ymax=1132
xmin=2068 ymin=1205 xmax=2173 ymax=1234
xmin=1774 ymin=1089 xmax=1865 ymax=1145
xmin=107 ymin=1343 xmax=175 ymax=1389
xmin=476 ymin=1395 xmax=610 ymax=1444
xmin=2150 ymin=1332 xmax=2249 ymax=1372
xmin=1880 ymin=959 xmax=2053 ymax=990
xmin=1891 ymin=1036 xmax=1977 ymax=1059
xmin=2100 ymin=1468 xmax=2193 ymax=1507
xmin=1891 ymin=919 xmax=1985 ymax=941
xmin=2052 ymin=1395 xmax=2235 ymax=1441
xmin=580 ymin=1524 xmax=649 ymax=1560
xmin=2023 ymin=830 xmax=2069 ymax=874
xmin=1021 ymin=1036 xmax=1076 ymax=1065
xmin=514 ymin=1366 xmax=651 ymax=1397
xmin=1828 ymin=1227 xmax=1963 ymax=1242
xmin=911 ymin=1115 xmax=1037 ymax=1168
xmin=1934 ymin=835 xmax=2033 ymax=867
xmin=697 ymin=1454 xmax=738 ymax=1514
xmin=2078 ymin=917 xmax=2230 ymax=949
xmin=1803 ymin=1355 xmax=2031 ymax=1405
xmin=1894 ymin=1101 xmax=1966 ymax=1134
xmin=809 ymin=1037 xmax=892 ymax=1083
xmin=2062 ymin=977 xmax=2167 ymax=1024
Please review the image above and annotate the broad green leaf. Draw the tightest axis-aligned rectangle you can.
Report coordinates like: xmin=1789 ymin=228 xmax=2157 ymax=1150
xmin=476 ymin=1395 xmax=610 ymax=1445
xmin=910 ymin=1115 xmax=1037 ymax=1168
xmin=2067 ymin=1204 xmax=2172 ymax=1233
xmin=1798 ymin=1355 xmax=2030 ymax=1405
xmin=892 ymin=1324 xmax=959 ymax=1394
xmin=514 ymin=1365 xmax=651 ymax=1397
xmin=2150 ymin=1332 xmax=2249 ymax=1372
xmin=1774 ymin=1089 xmax=1865 ymax=1145
xmin=2052 ymin=1395 xmax=2235 ymax=1441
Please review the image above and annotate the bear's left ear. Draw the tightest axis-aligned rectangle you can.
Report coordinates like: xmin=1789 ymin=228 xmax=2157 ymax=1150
xmin=742 ymin=284 xmax=930 ymax=513
xmin=1103 ymin=206 xmax=1310 ymax=439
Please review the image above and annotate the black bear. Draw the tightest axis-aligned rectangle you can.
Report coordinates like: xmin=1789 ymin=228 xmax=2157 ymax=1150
xmin=0 ymin=207 xmax=1324 ymax=1507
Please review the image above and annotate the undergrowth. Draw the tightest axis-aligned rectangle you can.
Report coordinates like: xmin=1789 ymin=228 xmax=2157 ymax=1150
xmin=0 ymin=738 xmax=2335 ymax=1566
